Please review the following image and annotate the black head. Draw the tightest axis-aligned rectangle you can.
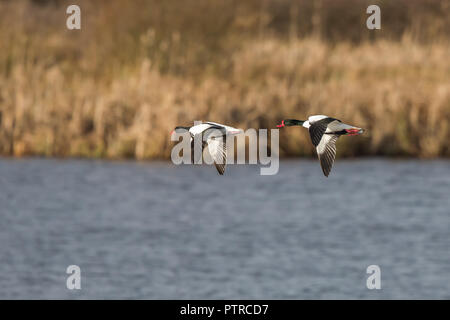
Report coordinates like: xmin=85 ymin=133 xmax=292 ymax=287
xmin=277 ymin=119 xmax=305 ymax=127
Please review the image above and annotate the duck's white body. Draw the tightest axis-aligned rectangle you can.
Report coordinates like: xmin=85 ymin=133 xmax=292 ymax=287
xmin=189 ymin=122 xmax=242 ymax=136
xmin=301 ymin=115 xmax=356 ymax=130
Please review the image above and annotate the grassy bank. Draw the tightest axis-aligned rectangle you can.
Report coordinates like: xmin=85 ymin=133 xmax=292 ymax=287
xmin=0 ymin=0 xmax=449 ymax=159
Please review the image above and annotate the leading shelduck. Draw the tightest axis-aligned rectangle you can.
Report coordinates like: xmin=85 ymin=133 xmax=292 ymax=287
xmin=277 ymin=115 xmax=364 ymax=177
xmin=172 ymin=121 xmax=242 ymax=175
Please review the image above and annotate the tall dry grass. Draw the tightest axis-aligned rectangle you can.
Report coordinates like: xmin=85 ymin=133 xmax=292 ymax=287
xmin=0 ymin=0 xmax=449 ymax=159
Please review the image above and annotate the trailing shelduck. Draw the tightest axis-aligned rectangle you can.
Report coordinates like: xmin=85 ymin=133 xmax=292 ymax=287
xmin=172 ymin=121 xmax=242 ymax=175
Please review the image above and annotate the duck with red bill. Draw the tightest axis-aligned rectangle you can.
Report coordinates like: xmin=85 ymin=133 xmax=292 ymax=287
xmin=275 ymin=115 xmax=364 ymax=176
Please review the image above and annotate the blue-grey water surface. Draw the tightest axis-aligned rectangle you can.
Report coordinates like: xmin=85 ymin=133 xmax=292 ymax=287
xmin=0 ymin=158 xmax=449 ymax=299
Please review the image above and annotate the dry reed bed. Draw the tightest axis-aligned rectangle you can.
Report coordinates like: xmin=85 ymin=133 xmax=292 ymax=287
xmin=1 ymin=37 xmax=449 ymax=159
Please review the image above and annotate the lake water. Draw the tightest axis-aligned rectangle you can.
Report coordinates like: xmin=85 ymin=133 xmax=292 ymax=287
xmin=0 ymin=158 xmax=449 ymax=299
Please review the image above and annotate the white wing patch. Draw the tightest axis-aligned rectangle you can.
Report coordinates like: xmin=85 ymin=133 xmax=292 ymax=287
xmin=206 ymin=136 xmax=227 ymax=175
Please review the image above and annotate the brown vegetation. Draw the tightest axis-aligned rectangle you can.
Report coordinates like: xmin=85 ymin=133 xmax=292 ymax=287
xmin=0 ymin=0 xmax=449 ymax=159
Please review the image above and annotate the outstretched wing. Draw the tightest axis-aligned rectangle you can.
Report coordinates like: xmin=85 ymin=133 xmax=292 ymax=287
xmin=316 ymin=134 xmax=339 ymax=177
xmin=207 ymin=136 xmax=227 ymax=175
xmin=308 ymin=117 xmax=338 ymax=146
xmin=203 ymin=127 xmax=227 ymax=175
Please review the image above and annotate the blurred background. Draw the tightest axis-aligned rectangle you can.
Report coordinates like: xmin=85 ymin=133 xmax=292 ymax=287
xmin=0 ymin=0 xmax=449 ymax=159
xmin=0 ymin=0 xmax=449 ymax=300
